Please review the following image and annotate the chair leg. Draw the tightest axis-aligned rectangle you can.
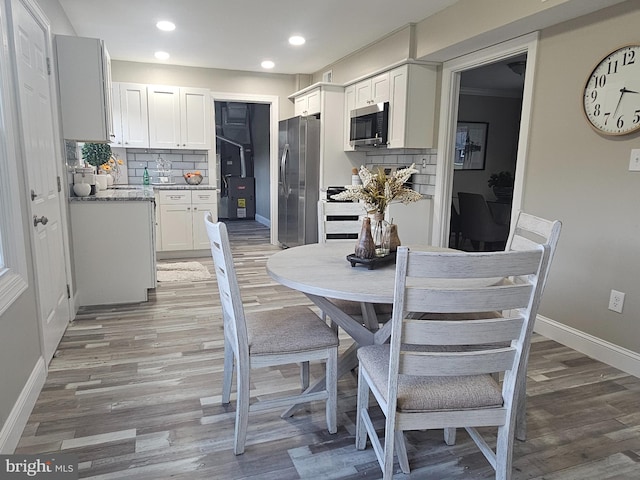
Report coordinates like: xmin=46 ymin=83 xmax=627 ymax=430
xmin=395 ymin=430 xmax=410 ymax=474
xmin=444 ymin=427 xmax=457 ymax=445
xmin=495 ymin=422 xmax=515 ymax=480
xmin=233 ymin=363 xmax=250 ymax=455
xmin=515 ymin=379 xmax=527 ymax=441
xmin=326 ymin=347 xmax=338 ymax=434
xmin=382 ymin=414 xmax=396 ymax=479
xmin=355 ymin=367 xmax=369 ymax=450
xmin=300 ymin=361 xmax=310 ymax=390
xmin=222 ymin=337 xmax=234 ymax=404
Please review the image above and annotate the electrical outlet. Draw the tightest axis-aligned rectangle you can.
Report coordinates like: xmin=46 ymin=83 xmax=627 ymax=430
xmin=630 ymin=149 xmax=640 ymax=171
xmin=608 ymin=289 xmax=625 ymax=313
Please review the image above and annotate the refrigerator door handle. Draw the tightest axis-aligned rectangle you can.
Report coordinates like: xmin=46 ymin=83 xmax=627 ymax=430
xmin=280 ymin=143 xmax=290 ymax=198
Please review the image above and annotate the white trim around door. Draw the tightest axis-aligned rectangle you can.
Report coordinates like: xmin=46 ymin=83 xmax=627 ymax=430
xmin=432 ymin=32 xmax=539 ymax=247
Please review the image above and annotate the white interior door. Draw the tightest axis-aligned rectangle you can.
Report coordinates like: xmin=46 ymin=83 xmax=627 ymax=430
xmin=11 ymin=0 xmax=70 ymax=363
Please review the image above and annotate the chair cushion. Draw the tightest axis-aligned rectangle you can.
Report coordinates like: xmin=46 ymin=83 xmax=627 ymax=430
xmin=246 ymin=306 xmax=338 ymax=356
xmin=357 ymin=344 xmax=503 ymax=412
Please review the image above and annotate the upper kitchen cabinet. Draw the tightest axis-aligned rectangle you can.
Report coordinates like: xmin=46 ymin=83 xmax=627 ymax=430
xmin=353 ymin=72 xmax=389 ymax=109
xmin=54 ymin=35 xmax=113 ymax=142
xmin=111 ymin=82 xmax=149 ymax=148
xmin=294 ymin=87 xmax=321 ymax=117
xmin=387 ymin=63 xmax=438 ymax=149
xmin=147 ymin=86 xmax=211 ymax=149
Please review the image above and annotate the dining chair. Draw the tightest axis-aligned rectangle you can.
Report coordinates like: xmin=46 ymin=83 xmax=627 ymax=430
xmin=205 ymin=214 xmax=339 ymax=455
xmin=430 ymin=210 xmax=562 ymax=445
xmin=458 ymin=192 xmax=510 ymax=251
xmin=505 ymin=210 xmax=562 ymax=441
xmin=317 ymin=200 xmax=391 ymax=331
xmin=355 ymin=245 xmax=549 ymax=479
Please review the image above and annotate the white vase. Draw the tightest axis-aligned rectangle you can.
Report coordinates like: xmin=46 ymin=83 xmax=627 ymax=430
xmin=95 ymin=174 xmax=108 ymax=191
xmin=73 ymin=183 xmax=91 ymax=197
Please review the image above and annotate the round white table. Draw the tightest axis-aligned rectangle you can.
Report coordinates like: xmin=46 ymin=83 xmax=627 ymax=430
xmin=266 ymin=242 xmax=452 ymax=398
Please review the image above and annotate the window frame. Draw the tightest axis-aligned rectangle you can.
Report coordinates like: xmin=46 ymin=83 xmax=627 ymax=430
xmin=0 ymin=6 xmax=29 ymax=315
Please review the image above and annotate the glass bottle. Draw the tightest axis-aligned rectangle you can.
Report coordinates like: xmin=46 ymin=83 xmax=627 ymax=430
xmin=142 ymin=166 xmax=150 ymax=186
xmin=372 ymin=212 xmax=390 ymax=257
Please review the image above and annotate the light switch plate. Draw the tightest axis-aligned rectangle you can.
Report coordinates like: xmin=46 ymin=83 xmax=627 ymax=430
xmin=630 ymin=149 xmax=640 ymax=171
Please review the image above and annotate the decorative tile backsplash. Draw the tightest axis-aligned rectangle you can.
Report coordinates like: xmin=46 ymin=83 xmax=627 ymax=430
xmin=363 ymin=148 xmax=437 ymax=197
xmin=125 ymin=149 xmax=209 ymax=185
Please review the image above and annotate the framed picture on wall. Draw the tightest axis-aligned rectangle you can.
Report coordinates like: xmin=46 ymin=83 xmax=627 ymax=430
xmin=454 ymin=121 xmax=488 ymax=170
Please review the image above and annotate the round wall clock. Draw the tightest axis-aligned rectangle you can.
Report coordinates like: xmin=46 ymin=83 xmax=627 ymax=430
xmin=583 ymin=44 xmax=640 ymax=135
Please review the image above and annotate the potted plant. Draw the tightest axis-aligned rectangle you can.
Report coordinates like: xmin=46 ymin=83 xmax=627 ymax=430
xmin=488 ymin=170 xmax=514 ymax=203
xmin=81 ymin=142 xmax=112 ymax=170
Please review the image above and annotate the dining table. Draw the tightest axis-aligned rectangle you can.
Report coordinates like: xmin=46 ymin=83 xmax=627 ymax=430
xmin=266 ymin=241 xmax=452 ymax=409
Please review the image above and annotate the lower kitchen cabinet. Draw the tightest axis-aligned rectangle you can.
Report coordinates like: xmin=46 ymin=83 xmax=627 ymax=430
xmin=157 ymin=189 xmax=217 ymax=252
xmin=70 ymin=199 xmax=156 ymax=306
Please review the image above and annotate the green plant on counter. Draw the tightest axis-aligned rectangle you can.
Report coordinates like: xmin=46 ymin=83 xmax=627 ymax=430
xmin=81 ymin=143 xmax=112 ymax=168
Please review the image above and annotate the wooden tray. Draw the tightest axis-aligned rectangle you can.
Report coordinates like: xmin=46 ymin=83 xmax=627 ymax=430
xmin=346 ymin=252 xmax=396 ymax=270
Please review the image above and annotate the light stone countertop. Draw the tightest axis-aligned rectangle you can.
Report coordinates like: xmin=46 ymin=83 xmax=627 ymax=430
xmin=69 ymin=187 xmax=155 ymax=202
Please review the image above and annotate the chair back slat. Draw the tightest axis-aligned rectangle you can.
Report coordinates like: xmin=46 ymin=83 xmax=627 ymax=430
xmin=399 ymin=348 xmax=516 ymax=376
xmin=318 ymin=200 xmax=366 ymax=242
xmin=402 ymin=317 xmax=524 ymax=346
xmin=405 ymin=285 xmax=533 ymax=313
xmin=405 ymin=249 xmax=543 ymax=279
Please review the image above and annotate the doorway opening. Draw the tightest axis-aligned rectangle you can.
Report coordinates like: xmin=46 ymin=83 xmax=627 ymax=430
xmin=451 ymin=54 xmax=526 ymax=251
xmin=432 ymin=33 xmax=538 ymax=249
xmin=214 ymin=101 xmax=270 ymax=224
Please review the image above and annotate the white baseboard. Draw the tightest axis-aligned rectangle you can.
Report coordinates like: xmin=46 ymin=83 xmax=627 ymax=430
xmin=535 ymin=315 xmax=640 ymax=378
xmin=254 ymin=214 xmax=270 ymax=228
xmin=0 ymin=356 xmax=46 ymax=453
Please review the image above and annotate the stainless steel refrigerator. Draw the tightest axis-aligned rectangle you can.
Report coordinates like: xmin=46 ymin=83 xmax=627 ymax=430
xmin=278 ymin=116 xmax=320 ymax=248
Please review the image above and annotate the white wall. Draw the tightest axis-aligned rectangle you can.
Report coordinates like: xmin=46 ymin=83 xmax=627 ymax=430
xmin=524 ymin=1 xmax=640 ymax=353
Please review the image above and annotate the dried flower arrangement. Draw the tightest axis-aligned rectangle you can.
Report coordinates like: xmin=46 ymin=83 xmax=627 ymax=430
xmin=331 ymin=164 xmax=421 ymax=214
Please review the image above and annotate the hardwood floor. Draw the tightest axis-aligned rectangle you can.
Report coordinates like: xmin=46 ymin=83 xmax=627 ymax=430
xmin=16 ymin=219 xmax=640 ymax=479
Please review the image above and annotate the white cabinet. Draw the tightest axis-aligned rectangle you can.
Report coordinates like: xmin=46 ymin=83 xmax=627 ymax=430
xmin=157 ymin=190 xmax=217 ymax=251
xmin=110 ymin=82 xmax=149 ymax=148
xmin=387 ymin=64 xmax=438 ymax=149
xmin=354 ymin=72 xmax=389 ymax=109
xmin=55 ymin=35 xmax=113 ymax=142
xmin=70 ymin=200 xmax=156 ymax=306
xmin=343 ymin=84 xmax=356 ymax=151
xmin=148 ymin=86 xmax=211 ymax=149
xmin=294 ymin=87 xmax=321 ymax=116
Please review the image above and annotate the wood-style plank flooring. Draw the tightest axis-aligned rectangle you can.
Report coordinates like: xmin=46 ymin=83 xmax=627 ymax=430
xmin=16 ymin=220 xmax=640 ymax=479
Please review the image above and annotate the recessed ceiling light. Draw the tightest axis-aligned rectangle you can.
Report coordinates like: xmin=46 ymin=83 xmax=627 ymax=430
xmin=156 ymin=20 xmax=175 ymax=31
xmin=261 ymin=60 xmax=275 ymax=69
xmin=289 ymin=35 xmax=305 ymax=46
xmin=155 ymin=51 xmax=170 ymax=60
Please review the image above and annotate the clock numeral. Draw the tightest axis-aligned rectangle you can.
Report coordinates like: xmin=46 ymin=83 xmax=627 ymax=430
xmin=607 ymin=60 xmax=618 ymax=75
xmin=633 ymin=110 xmax=640 ymax=124
xmin=617 ymin=116 xmax=624 ymax=129
xmin=603 ymin=112 xmax=610 ymax=124
xmin=590 ymin=90 xmax=598 ymax=102
xmin=592 ymin=74 xmax=606 ymax=89
xmin=594 ymin=104 xmax=601 ymax=116
xmin=623 ymin=50 xmax=636 ymax=66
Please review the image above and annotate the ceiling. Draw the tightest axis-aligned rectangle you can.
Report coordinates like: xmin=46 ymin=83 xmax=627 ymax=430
xmin=57 ymin=0 xmax=459 ymax=74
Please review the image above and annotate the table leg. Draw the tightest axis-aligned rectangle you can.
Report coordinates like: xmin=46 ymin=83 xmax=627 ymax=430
xmin=280 ymin=295 xmax=392 ymax=418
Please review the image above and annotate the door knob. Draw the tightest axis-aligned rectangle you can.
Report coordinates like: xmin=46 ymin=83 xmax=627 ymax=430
xmin=33 ymin=215 xmax=49 ymax=227
xmin=31 ymin=190 xmax=38 ymax=201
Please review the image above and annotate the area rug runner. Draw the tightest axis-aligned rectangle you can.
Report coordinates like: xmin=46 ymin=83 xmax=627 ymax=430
xmin=156 ymin=261 xmax=212 ymax=282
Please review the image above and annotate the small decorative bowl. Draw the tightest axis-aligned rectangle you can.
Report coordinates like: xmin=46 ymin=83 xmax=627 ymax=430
xmin=184 ymin=173 xmax=203 ymax=185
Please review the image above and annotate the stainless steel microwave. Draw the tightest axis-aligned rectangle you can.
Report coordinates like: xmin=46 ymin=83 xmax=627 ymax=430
xmin=349 ymin=102 xmax=389 ymax=147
